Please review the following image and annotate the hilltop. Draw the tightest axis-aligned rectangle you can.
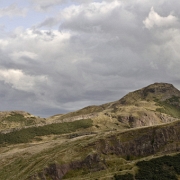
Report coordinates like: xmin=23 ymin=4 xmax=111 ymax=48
xmin=1 ymin=83 xmax=180 ymax=179
xmin=0 ymin=111 xmax=46 ymax=133
xmin=47 ymin=82 xmax=180 ymax=130
xmin=1 ymin=83 xmax=180 ymax=133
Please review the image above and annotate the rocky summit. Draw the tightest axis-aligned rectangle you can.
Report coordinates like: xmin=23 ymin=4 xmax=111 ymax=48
xmin=1 ymin=83 xmax=180 ymax=180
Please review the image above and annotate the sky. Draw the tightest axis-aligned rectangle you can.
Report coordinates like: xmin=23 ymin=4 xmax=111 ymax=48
xmin=0 ymin=0 xmax=180 ymax=117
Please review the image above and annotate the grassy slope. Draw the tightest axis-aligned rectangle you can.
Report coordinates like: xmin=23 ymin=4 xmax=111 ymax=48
xmin=0 ymin=134 xmax=97 ymax=180
xmin=1 ymin=83 xmax=180 ymax=179
xmin=60 ymin=105 xmax=104 ymax=120
xmin=0 ymin=111 xmax=46 ymax=131
xmin=0 ymin=119 xmax=93 ymax=145
xmin=113 ymin=153 xmax=180 ymax=180
xmin=0 ymin=119 xmax=94 ymax=179
xmin=155 ymin=96 xmax=180 ymax=118
xmin=0 ymin=119 xmax=180 ymax=180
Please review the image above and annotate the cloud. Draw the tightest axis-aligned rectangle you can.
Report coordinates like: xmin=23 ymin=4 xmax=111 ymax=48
xmin=0 ymin=68 xmax=47 ymax=92
xmin=30 ymin=0 xmax=97 ymax=11
xmin=143 ymin=7 xmax=178 ymax=29
xmin=30 ymin=0 xmax=64 ymax=11
xmin=1 ymin=0 xmax=180 ymax=117
xmin=0 ymin=39 xmax=8 ymax=48
xmin=10 ymin=51 xmax=38 ymax=61
xmin=36 ymin=1 xmax=122 ymax=28
xmin=0 ymin=4 xmax=27 ymax=18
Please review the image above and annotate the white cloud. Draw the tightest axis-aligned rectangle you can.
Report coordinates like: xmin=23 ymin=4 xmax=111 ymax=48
xmin=0 ymin=4 xmax=27 ymax=18
xmin=36 ymin=1 xmax=122 ymax=28
xmin=143 ymin=7 xmax=178 ymax=29
xmin=1 ymin=0 xmax=180 ymax=116
xmin=0 ymin=69 xmax=47 ymax=91
xmin=0 ymin=39 xmax=8 ymax=49
xmin=63 ymin=1 xmax=121 ymax=19
xmin=5 ymin=28 xmax=71 ymax=61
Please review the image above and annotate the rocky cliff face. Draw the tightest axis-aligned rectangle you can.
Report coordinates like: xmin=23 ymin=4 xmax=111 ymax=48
xmin=28 ymin=154 xmax=105 ymax=180
xmin=57 ymin=113 xmax=98 ymax=123
xmin=117 ymin=112 xmax=178 ymax=128
xmin=94 ymin=121 xmax=180 ymax=157
xmin=28 ymin=120 xmax=180 ymax=180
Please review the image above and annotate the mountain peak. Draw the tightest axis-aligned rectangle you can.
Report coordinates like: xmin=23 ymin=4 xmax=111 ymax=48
xmin=145 ymin=82 xmax=174 ymax=88
xmin=142 ymin=82 xmax=180 ymax=100
xmin=119 ymin=82 xmax=180 ymax=105
xmin=143 ymin=82 xmax=175 ymax=93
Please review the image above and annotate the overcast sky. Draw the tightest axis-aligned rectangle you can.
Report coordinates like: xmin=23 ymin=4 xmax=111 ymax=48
xmin=0 ymin=0 xmax=180 ymax=117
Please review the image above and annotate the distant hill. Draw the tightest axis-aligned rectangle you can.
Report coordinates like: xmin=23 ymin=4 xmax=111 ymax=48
xmin=1 ymin=82 xmax=180 ymax=180
xmin=48 ymin=82 xmax=180 ymax=130
xmin=0 ymin=111 xmax=46 ymax=133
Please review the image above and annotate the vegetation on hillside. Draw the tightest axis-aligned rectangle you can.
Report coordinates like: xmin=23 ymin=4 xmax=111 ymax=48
xmin=114 ymin=173 xmax=133 ymax=180
xmin=1 ymin=83 xmax=180 ymax=179
xmin=0 ymin=119 xmax=93 ymax=145
xmin=135 ymin=153 xmax=180 ymax=180
xmin=2 ymin=112 xmax=36 ymax=126
xmin=155 ymin=96 xmax=180 ymax=118
xmin=113 ymin=153 xmax=180 ymax=180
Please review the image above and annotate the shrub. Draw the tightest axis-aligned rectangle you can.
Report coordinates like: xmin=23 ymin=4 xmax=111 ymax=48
xmin=135 ymin=154 xmax=180 ymax=180
xmin=0 ymin=119 xmax=93 ymax=145
xmin=114 ymin=173 xmax=133 ymax=180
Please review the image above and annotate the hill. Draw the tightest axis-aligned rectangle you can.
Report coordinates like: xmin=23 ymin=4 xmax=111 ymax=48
xmin=0 ymin=111 xmax=46 ymax=133
xmin=48 ymin=82 xmax=180 ymax=130
xmin=1 ymin=82 xmax=180 ymax=179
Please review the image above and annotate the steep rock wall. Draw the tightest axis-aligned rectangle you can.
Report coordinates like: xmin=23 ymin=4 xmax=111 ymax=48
xmin=28 ymin=121 xmax=180 ymax=180
xmin=116 ymin=112 xmax=178 ymax=128
xmin=28 ymin=154 xmax=105 ymax=180
xmin=93 ymin=121 xmax=180 ymax=157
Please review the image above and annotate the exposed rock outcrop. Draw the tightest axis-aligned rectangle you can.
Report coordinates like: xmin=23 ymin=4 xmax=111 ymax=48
xmin=117 ymin=112 xmax=178 ymax=128
xmin=93 ymin=121 xmax=180 ymax=157
xmin=28 ymin=153 xmax=105 ymax=180
xmin=28 ymin=120 xmax=180 ymax=180
xmin=59 ymin=113 xmax=98 ymax=123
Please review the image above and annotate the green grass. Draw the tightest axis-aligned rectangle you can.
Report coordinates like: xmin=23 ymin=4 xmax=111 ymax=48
xmin=1 ymin=119 xmax=180 ymax=180
xmin=114 ymin=173 xmax=133 ymax=180
xmin=2 ymin=112 xmax=36 ymax=126
xmin=113 ymin=153 xmax=180 ymax=180
xmin=0 ymin=134 xmax=97 ymax=180
xmin=155 ymin=96 xmax=180 ymax=118
xmin=135 ymin=153 xmax=180 ymax=180
xmin=156 ymin=102 xmax=180 ymax=118
xmin=0 ymin=119 xmax=93 ymax=145
xmin=166 ymin=95 xmax=180 ymax=103
xmin=3 ymin=113 xmax=26 ymax=123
